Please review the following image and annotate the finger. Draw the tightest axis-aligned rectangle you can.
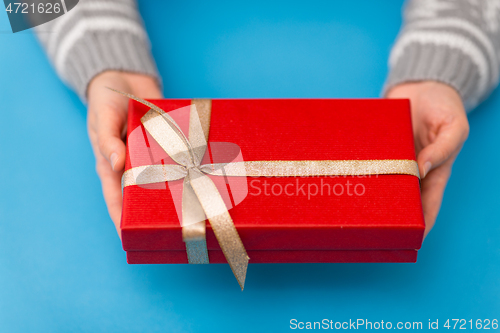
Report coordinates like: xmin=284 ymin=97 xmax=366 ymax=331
xmin=88 ymin=123 xmax=122 ymax=238
xmin=420 ymin=160 xmax=452 ymax=238
xmin=95 ymin=102 xmax=128 ymax=172
xmin=95 ymin=154 xmax=123 ymax=239
xmin=417 ymin=120 xmax=467 ymax=178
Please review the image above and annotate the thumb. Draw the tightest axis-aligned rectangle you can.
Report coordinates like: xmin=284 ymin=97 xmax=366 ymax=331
xmin=417 ymin=123 xmax=466 ymax=178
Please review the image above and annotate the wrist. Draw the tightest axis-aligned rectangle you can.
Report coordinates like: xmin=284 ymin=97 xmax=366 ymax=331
xmin=88 ymin=70 xmax=162 ymax=100
xmin=386 ymin=81 xmax=460 ymax=100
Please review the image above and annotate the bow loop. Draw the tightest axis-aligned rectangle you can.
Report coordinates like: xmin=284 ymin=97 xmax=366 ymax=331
xmin=142 ymin=109 xmax=197 ymax=168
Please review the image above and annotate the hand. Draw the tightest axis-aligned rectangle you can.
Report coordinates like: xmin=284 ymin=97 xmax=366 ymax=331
xmin=87 ymin=71 xmax=162 ymax=238
xmin=386 ymin=81 xmax=469 ymax=237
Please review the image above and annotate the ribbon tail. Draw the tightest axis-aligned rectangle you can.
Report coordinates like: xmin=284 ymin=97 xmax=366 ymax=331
xmin=182 ymin=177 xmax=209 ymax=264
xmin=187 ymin=168 xmax=249 ymax=290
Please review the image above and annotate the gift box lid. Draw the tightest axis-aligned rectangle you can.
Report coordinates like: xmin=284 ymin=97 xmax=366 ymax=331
xmin=121 ymin=99 xmax=424 ymax=252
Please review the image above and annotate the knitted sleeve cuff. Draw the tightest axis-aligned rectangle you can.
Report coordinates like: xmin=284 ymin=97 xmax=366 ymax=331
xmin=60 ymin=29 xmax=160 ymax=100
xmin=383 ymin=41 xmax=484 ymax=110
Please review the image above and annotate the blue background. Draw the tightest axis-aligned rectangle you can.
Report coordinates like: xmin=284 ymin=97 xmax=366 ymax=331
xmin=1 ymin=1 xmax=499 ymax=332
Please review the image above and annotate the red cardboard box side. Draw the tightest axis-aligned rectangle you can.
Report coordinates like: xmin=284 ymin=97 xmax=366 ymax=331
xmin=121 ymin=99 xmax=425 ymax=252
xmin=126 ymin=249 xmax=418 ymax=264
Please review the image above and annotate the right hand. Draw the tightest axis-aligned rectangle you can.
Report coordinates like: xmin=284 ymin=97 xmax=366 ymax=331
xmin=386 ymin=81 xmax=469 ymax=237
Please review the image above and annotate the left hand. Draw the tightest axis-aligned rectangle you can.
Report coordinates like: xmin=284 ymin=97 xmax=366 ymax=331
xmin=87 ymin=71 xmax=162 ymax=238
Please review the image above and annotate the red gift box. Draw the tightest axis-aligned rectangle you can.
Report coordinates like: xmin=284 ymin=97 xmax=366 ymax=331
xmin=121 ymin=99 xmax=424 ymax=267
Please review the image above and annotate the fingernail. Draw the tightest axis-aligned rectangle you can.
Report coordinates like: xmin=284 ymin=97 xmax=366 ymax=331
xmin=110 ymin=153 xmax=118 ymax=171
xmin=422 ymin=161 xmax=432 ymax=178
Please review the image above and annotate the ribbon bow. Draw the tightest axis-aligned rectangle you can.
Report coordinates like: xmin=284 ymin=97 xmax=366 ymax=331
xmin=114 ymin=89 xmax=421 ymax=290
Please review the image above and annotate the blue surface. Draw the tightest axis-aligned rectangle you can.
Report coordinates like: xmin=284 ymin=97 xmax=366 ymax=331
xmin=0 ymin=1 xmax=499 ymax=332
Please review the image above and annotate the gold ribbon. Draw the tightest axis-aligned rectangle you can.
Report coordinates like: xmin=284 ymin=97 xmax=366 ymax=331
xmin=113 ymin=89 xmax=420 ymax=290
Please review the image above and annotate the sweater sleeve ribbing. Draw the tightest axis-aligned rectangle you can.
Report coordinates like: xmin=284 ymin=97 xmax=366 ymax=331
xmin=384 ymin=0 xmax=500 ymax=110
xmin=35 ymin=0 xmax=160 ymax=101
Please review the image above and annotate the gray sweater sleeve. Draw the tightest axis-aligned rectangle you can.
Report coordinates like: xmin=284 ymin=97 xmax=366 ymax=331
xmin=385 ymin=0 xmax=500 ymax=110
xmin=35 ymin=0 xmax=159 ymax=101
